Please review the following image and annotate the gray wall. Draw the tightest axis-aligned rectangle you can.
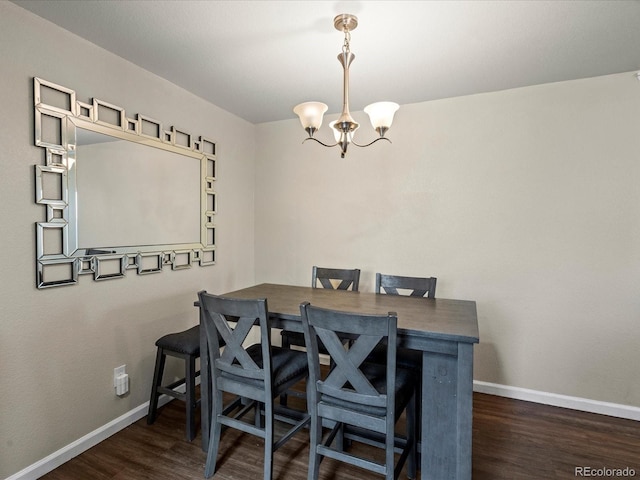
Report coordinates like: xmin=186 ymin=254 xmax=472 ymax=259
xmin=255 ymin=72 xmax=640 ymax=408
xmin=0 ymin=2 xmax=256 ymax=477
xmin=2 ymin=1 xmax=640 ymax=478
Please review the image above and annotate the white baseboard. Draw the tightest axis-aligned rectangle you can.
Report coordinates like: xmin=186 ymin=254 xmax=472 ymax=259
xmin=474 ymin=380 xmax=640 ymax=421
xmin=7 ymin=381 xmax=638 ymax=480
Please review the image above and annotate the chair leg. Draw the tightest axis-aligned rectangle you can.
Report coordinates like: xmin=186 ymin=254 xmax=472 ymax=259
xmin=386 ymin=425 xmax=395 ymax=480
xmin=308 ymin=413 xmax=322 ymax=480
xmin=335 ymin=422 xmax=345 ymax=451
xmin=185 ymin=354 xmax=197 ymax=442
xmin=205 ymin=388 xmax=224 ymax=478
xmin=415 ymin=375 xmax=422 ymax=467
xmin=279 ymin=332 xmax=291 ymax=406
xmin=263 ymin=400 xmax=274 ymax=480
xmin=147 ymin=348 xmax=166 ymax=425
xmin=406 ymin=390 xmax=417 ymax=480
xmin=255 ymin=402 xmax=264 ymax=428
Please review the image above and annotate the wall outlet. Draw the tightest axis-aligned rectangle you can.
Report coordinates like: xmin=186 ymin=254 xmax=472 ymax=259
xmin=114 ymin=365 xmax=126 ymax=387
xmin=114 ymin=365 xmax=129 ymax=395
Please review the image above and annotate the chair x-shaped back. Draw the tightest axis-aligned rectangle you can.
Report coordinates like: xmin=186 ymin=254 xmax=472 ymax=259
xmin=212 ymin=312 xmax=264 ymax=380
xmin=317 ymin=328 xmax=386 ymax=406
xmin=376 ymin=273 xmax=437 ymax=299
xmin=313 ymin=266 xmax=361 ymax=291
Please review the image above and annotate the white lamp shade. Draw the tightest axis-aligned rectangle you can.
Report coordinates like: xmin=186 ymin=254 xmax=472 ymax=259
xmin=293 ymin=102 xmax=328 ymax=130
xmin=364 ymin=101 xmax=399 ymax=129
xmin=329 ymin=120 xmax=359 ymax=142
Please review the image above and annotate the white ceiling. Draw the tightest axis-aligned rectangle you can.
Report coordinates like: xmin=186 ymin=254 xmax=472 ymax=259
xmin=12 ymin=0 xmax=640 ymax=124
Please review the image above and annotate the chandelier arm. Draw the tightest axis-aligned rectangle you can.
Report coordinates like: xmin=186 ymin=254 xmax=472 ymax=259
xmin=302 ymin=137 xmax=339 ymax=148
xmin=351 ymin=137 xmax=392 ymax=148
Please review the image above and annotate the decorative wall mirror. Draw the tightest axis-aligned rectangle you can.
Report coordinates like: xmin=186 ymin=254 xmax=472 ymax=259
xmin=33 ymin=77 xmax=216 ymax=289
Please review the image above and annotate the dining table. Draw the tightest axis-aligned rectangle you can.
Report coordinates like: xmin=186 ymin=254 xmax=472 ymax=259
xmin=197 ymin=282 xmax=479 ymax=480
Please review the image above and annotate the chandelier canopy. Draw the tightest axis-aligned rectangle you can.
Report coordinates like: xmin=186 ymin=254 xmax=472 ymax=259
xmin=293 ymin=14 xmax=399 ymax=158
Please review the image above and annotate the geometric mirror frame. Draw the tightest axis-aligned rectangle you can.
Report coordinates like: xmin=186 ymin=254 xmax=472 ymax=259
xmin=33 ymin=77 xmax=216 ymax=288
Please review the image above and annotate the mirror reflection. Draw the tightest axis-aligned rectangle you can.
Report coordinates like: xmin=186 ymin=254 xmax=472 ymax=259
xmin=76 ymin=128 xmax=201 ymax=249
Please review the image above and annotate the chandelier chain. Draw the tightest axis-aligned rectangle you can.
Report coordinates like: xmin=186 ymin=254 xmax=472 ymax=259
xmin=342 ymin=30 xmax=351 ymax=55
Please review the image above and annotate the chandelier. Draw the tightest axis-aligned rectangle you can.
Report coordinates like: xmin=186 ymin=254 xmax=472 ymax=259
xmin=293 ymin=14 xmax=399 ymax=158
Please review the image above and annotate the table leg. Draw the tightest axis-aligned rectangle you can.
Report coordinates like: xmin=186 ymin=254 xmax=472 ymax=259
xmin=421 ymin=343 xmax=473 ymax=479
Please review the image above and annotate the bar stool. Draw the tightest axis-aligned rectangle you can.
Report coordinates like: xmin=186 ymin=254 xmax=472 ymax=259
xmin=147 ymin=325 xmax=201 ymax=441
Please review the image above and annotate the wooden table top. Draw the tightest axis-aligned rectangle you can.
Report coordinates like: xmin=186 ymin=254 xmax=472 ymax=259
xmin=220 ymin=283 xmax=479 ymax=344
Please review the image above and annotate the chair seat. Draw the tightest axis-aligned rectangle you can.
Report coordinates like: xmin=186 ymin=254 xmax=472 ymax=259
xmin=222 ymin=344 xmax=308 ymax=394
xmin=320 ymin=362 xmax=417 ymax=418
xmin=155 ymin=325 xmax=201 ymax=356
xmin=367 ymin=343 xmax=422 ymax=371
xmin=281 ymin=330 xmax=338 ymax=355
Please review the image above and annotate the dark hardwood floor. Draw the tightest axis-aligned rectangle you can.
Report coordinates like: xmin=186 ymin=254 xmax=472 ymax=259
xmin=41 ymin=392 xmax=640 ymax=480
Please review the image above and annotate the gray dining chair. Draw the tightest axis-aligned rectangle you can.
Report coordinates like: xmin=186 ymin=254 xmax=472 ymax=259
xmin=371 ymin=273 xmax=438 ymax=463
xmin=300 ymin=302 xmax=417 ymax=480
xmin=280 ymin=266 xmax=360 ymax=405
xmin=281 ymin=266 xmax=360 ymax=354
xmin=198 ymin=290 xmax=310 ymax=480
xmin=370 ymin=273 xmax=437 ymax=370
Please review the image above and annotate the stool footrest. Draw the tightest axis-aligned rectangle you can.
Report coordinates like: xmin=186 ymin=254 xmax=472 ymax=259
xmin=164 ymin=370 xmax=201 ymax=391
xmin=158 ymin=386 xmax=186 ymax=401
